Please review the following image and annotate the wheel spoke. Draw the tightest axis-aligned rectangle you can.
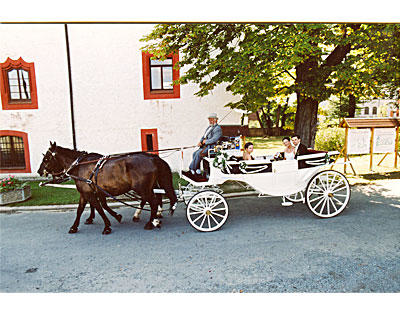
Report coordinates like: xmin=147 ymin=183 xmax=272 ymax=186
xmin=200 ymin=214 xmax=207 ymax=228
xmin=332 ymin=186 xmax=347 ymax=193
xmin=211 ymin=211 xmax=225 ymax=218
xmin=312 ymin=195 xmax=326 ymax=210
xmin=334 ymin=193 xmax=348 ymax=197
xmin=319 ymin=197 xmax=328 ymax=215
xmin=209 ymin=214 xmax=220 ymax=225
xmin=188 ymin=210 xmax=204 ymax=215
xmin=210 ymin=207 xmax=227 ymax=212
xmin=331 ymin=196 xmax=344 ymax=205
xmin=317 ymin=175 xmax=327 ymax=191
xmin=190 ymin=204 xmax=205 ymax=212
xmin=309 ymin=195 xmax=325 ymax=203
xmin=331 ymin=179 xmax=344 ymax=192
xmin=207 ymin=215 xmax=211 ymax=229
xmin=329 ymin=198 xmax=338 ymax=213
xmin=308 ymin=190 xmax=324 ymax=195
xmin=193 ymin=213 xmax=205 ymax=223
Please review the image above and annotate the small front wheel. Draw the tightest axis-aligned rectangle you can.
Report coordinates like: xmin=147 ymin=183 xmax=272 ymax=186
xmin=305 ymin=170 xmax=350 ymax=218
xmin=186 ymin=191 xmax=229 ymax=232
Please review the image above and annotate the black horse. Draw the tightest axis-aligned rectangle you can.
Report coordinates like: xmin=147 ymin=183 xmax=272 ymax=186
xmin=38 ymin=142 xmax=177 ymax=234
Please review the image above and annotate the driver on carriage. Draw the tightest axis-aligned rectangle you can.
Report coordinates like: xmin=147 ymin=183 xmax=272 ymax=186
xmin=186 ymin=113 xmax=222 ymax=178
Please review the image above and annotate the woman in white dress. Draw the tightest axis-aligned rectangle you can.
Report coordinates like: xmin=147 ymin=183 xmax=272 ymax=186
xmin=282 ymin=136 xmax=295 ymax=160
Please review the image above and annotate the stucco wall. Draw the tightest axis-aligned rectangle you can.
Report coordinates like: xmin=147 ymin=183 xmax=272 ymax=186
xmin=1 ymin=24 xmax=242 ymax=176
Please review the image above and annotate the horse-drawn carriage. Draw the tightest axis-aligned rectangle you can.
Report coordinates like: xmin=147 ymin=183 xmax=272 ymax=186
xmin=180 ymin=148 xmax=350 ymax=232
xmin=38 ymin=140 xmax=351 ymax=234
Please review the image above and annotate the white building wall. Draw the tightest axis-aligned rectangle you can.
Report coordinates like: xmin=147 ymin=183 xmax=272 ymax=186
xmin=0 ymin=24 xmax=74 ymax=176
xmin=1 ymin=24 xmax=242 ymax=175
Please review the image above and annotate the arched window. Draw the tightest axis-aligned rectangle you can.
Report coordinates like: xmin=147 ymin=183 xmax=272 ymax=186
xmin=364 ymin=107 xmax=369 ymax=115
xmin=0 ymin=131 xmax=31 ymax=173
xmin=0 ymin=57 xmax=38 ymax=110
xmin=372 ymin=106 xmax=377 ymax=115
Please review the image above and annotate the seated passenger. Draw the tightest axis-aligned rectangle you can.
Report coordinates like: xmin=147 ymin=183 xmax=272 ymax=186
xmin=291 ymin=134 xmax=309 ymax=168
xmin=291 ymin=134 xmax=308 ymax=158
xmin=274 ymin=136 xmax=295 ymax=160
xmin=243 ymin=142 xmax=255 ymax=160
xmin=282 ymin=136 xmax=295 ymax=160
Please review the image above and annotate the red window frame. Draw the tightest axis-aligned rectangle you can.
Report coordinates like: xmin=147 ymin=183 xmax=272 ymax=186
xmin=141 ymin=129 xmax=159 ymax=154
xmin=142 ymin=52 xmax=180 ymax=100
xmin=0 ymin=57 xmax=38 ymax=110
xmin=0 ymin=130 xmax=31 ymax=173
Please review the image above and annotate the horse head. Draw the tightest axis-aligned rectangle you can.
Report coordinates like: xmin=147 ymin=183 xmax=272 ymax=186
xmin=37 ymin=141 xmax=64 ymax=177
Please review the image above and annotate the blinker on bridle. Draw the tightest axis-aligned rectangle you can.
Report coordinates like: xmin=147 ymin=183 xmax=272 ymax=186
xmin=42 ymin=149 xmax=65 ymax=176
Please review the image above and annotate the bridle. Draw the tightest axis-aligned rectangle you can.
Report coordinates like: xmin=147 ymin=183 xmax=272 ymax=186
xmin=42 ymin=149 xmax=85 ymax=178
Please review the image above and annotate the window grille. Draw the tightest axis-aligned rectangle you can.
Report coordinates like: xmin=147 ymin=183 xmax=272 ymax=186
xmin=0 ymin=136 xmax=26 ymax=169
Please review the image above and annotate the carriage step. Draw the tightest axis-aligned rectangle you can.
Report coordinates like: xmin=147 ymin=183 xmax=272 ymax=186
xmin=153 ymin=188 xmax=165 ymax=194
xmin=153 ymin=189 xmax=180 ymax=195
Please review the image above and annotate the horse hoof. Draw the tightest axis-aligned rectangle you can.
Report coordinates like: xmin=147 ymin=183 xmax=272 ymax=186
xmin=84 ymin=219 xmax=93 ymax=225
xmin=133 ymin=217 xmax=140 ymax=222
xmin=156 ymin=213 xmax=163 ymax=219
xmin=144 ymin=223 xmax=153 ymax=230
xmin=116 ymin=214 xmax=122 ymax=223
xmin=151 ymin=219 xmax=162 ymax=229
xmin=68 ymin=227 xmax=78 ymax=233
xmin=102 ymin=227 xmax=112 ymax=235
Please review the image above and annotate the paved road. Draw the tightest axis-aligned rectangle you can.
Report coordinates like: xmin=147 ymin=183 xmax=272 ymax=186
xmin=1 ymin=180 xmax=399 ymax=293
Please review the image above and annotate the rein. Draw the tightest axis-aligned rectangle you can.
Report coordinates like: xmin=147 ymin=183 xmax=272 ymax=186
xmin=73 ymin=145 xmax=197 ymax=166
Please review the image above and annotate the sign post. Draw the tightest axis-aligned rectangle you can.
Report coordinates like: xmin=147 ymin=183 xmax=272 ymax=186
xmin=339 ymin=118 xmax=400 ymax=173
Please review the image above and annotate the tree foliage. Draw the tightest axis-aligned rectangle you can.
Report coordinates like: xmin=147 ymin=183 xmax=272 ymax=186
xmin=141 ymin=23 xmax=400 ymax=146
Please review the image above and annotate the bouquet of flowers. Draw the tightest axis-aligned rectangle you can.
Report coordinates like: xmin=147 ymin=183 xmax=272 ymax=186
xmin=212 ymin=151 xmax=230 ymax=172
xmin=239 ymin=161 xmax=247 ymax=172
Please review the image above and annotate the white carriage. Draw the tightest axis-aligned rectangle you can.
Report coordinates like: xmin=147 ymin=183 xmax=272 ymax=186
xmin=180 ymin=149 xmax=351 ymax=232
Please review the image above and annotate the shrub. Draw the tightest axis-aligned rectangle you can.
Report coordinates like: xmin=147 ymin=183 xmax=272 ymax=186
xmin=314 ymin=127 xmax=345 ymax=152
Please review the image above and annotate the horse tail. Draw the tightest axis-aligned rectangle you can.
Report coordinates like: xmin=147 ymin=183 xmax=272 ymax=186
xmin=152 ymin=156 xmax=178 ymax=214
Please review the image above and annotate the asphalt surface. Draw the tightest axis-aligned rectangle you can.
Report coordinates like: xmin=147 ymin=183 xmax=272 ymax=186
xmin=0 ymin=180 xmax=399 ymax=293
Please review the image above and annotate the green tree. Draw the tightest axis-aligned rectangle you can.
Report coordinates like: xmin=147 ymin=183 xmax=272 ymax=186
xmin=141 ymin=23 xmax=400 ymax=146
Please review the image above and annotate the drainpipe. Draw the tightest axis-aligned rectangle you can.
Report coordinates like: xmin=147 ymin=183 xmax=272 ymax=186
xmin=64 ymin=24 xmax=77 ymax=150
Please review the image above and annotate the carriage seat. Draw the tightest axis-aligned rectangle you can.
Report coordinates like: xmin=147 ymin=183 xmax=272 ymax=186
xmin=298 ymin=149 xmax=333 ymax=168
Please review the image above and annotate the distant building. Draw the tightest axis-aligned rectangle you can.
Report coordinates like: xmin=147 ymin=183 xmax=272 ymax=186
xmin=357 ymin=98 xmax=399 ymax=118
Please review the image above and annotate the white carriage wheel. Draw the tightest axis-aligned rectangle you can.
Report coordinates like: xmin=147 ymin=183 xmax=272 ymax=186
xmin=186 ymin=190 xmax=229 ymax=232
xmin=305 ymin=170 xmax=350 ymax=218
xmin=284 ymin=190 xmax=305 ymax=203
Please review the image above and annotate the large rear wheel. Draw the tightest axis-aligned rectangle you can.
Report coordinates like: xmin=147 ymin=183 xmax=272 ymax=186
xmin=305 ymin=170 xmax=350 ymax=218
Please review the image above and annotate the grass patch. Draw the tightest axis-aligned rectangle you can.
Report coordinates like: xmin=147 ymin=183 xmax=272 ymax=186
xmin=6 ymin=180 xmax=80 ymax=207
xmin=246 ymin=136 xmax=285 ymax=154
xmin=4 ymin=142 xmax=398 ymax=207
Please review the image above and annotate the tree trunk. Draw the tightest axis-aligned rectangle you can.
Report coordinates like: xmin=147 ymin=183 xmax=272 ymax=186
xmin=294 ymin=93 xmax=319 ymax=148
xmin=293 ymin=37 xmax=353 ymax=147
xmin=275 ymin=103 xmax=282 ymax=128
xmin=348 ymin=94 xmax=356 ymax=117
xmin=260 ymin=105 xmax=272 ymax=135
xmin=255 ymin=110 xmax=268 ymax=136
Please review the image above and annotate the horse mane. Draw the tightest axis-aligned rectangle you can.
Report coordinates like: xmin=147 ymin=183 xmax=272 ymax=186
xmin=55 ymin=145 xmax=87 ymax=159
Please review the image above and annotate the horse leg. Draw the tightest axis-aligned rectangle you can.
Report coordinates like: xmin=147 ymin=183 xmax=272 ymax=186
xmin=155 ymin=165 xmax=178 ymax=216
xmin=98 ymin=194 xmax=122 ymax=223
xmin=69 ymin=195 xmax=87 ymax=233
xmin=156 ymin=193 xmax=163 ymax=219
xmin=133 ymin=200 xmax=145 ymax=222
xmin=84 ymin=203 xmax=96 ymax=225
xmin=144 ymin=193 xmax=161 ymax=230
xmin=89 ymin=195 xmax=112 ymax=235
